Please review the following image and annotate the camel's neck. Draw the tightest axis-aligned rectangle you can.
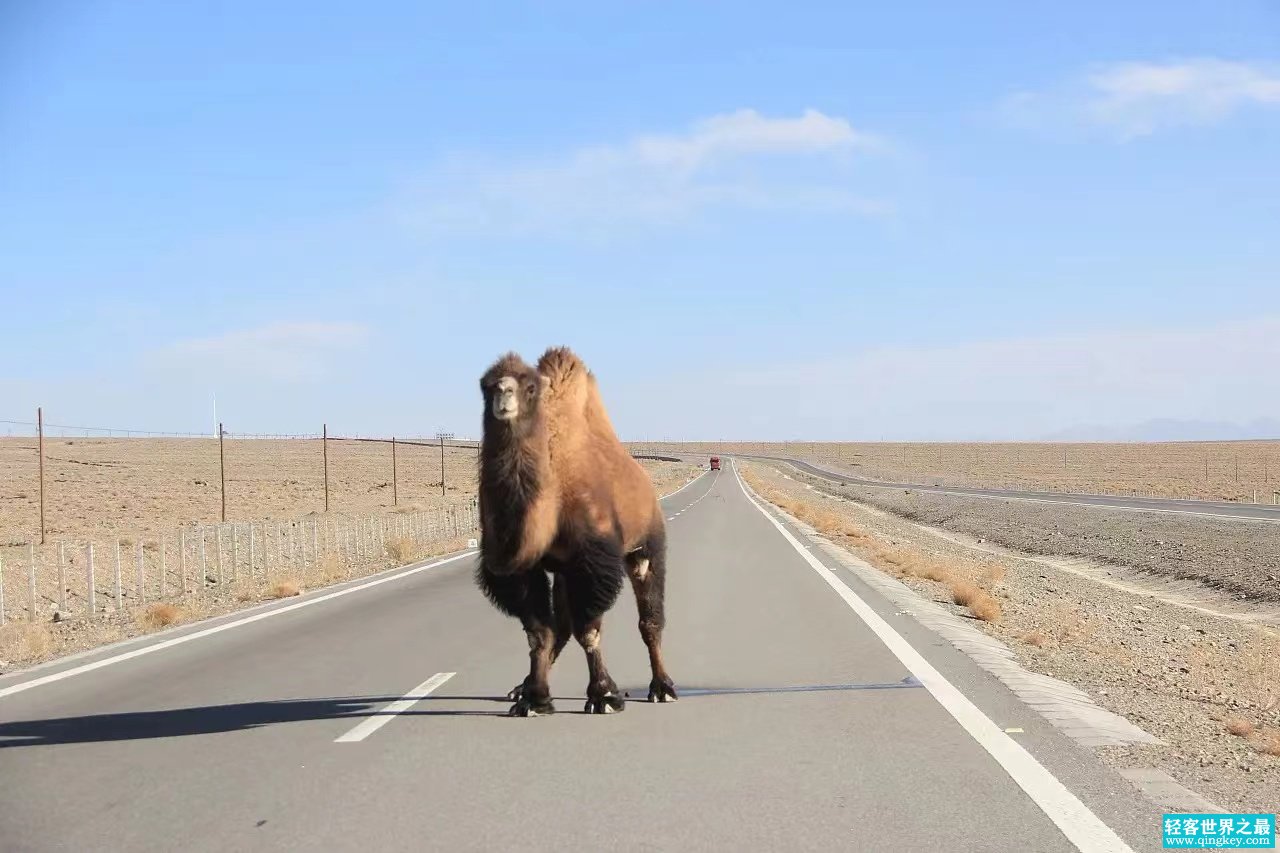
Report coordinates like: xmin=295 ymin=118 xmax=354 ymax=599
xmin=479 ymin=421 xmax=550 ymax=559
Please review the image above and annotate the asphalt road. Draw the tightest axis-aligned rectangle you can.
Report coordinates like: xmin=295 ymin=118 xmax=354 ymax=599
xmin=0 ymin=463 xmax=1167 ymax=852
xmin=718 ymin=453 xmax=1280 ymax=524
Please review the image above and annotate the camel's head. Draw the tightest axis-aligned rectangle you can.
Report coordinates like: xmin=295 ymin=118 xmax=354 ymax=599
xmin=480 ymin=352 xmax=548 ymax=429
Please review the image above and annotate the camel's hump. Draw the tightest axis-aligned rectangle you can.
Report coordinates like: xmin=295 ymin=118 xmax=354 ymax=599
xmin=536 ymin=346 xmax=593 ymax=390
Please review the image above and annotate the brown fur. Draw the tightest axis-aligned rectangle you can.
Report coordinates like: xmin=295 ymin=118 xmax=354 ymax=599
xmin=536 ymin=346 xmax=661 ymax=555
xmin=476 ymin=346 xmax=677 ymax=716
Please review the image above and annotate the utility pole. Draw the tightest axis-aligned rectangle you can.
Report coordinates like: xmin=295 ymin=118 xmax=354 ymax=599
xmin=37 ymin=407 xmax=46 ymax=544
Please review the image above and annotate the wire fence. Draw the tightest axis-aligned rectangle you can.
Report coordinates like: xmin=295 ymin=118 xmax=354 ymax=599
xmin=0 ymin=502 xmax=478 ymax=626
xmin=0 ymin=409 xmax=494 ymax=626
xmin=1 ymin=410 xmax=485 ymax=547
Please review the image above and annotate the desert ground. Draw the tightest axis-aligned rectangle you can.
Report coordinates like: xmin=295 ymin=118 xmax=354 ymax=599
xmin=740 ymin=460 xmax=1280 ymax=815
xmin=632 ymin=440 xmax=1280 ymax=503
xmin=0 ymin=436 xmax=488 ymax=545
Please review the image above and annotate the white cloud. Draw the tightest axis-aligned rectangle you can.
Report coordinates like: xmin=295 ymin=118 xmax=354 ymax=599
xmin=621 ymin=315 xmax=1280 ymax=440
xmin=400 ymin=109 xmax=888 ymax=239
xmin=1003 ymin=58 xmax=1280 ymax=139
xmin=162 ymin=321 xmax=370 ymax=381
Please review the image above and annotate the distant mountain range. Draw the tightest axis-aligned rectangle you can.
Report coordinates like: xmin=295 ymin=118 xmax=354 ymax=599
xmin=1042 ymin=418 xmax=1280 ymax=442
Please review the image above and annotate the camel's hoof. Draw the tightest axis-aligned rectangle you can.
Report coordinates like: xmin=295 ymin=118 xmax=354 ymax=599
xmin=509 ymin=696 xmax=555 ymax=717
xmin=584 ymin=693 xmax=625 ymax=715
xmin=647 ymin=676 xmax=679 ymax=704
xmin=507 ymin=682 xmax=526 ymax=701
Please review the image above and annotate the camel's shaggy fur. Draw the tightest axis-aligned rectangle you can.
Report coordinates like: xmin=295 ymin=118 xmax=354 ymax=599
xmin=477 ymin=346 xmax=677 ymax=716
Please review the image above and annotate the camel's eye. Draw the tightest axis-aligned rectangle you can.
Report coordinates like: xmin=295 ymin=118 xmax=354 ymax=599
xmin=525 ymin=382 xmax=536 ymax=396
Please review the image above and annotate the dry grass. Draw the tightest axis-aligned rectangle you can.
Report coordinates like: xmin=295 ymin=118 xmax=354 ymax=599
xmin=950 ymin=581 xmax=981 ymax=606
xmin=1021 ymin=630 xmax=1047 ymax=647
xmin=0 ymin=622 xmax=53 ymax=661
xmin=1226 ymin=717 xmax=1255 ymax=738
xmin=137 ymin=602 xmax=184 ymax=631
xmin=313 ymin=554 xmax=346 ymax=584
xmin=1257 ymin=729 xmax=1280 ymax=757
xmin=747 ymin=467 xmax=1002 ymax=623
xmin=921 ymin=563 xmax=951 ymax=583
xmin=981 ymin=563 xmax=1007 ymax=588
xmin=947 ymin=579 xmax=1002 ymax=622
xmin=968 ymin=595 xmax=1002 ymax=623
xmin=386 ymin=536 xmax=417 ymax=564
xmin=268 ymin=579 xmax=301 ymax=599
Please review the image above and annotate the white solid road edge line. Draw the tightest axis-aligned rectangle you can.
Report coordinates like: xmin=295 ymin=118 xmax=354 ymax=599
xmin=334 ymin=671 xmax=456 ymax=743
xmin=730 ymin=460 xmax=1135 ymax=853
xmin=0 ymin=551 xmax=476 ymax=701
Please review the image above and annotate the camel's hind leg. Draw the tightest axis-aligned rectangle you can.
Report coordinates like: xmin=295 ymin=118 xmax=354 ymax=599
xmin=564 ymin=538 xmax=627 ymax=714
xmin=627 ymin=523 xmax=678 ymax=703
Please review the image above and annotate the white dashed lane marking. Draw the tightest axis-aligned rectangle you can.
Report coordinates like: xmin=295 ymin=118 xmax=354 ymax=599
xmin=334 ymin=672 xmax=456 ymax=743
xmin=662 ymin=469 xmax=717 ymax=523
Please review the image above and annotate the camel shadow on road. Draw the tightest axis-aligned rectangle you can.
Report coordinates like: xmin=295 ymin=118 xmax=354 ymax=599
xmin=0 ymin=695 xmax=514 ymax=747
xmin=0 ymin=677 xmax=922 ymax=748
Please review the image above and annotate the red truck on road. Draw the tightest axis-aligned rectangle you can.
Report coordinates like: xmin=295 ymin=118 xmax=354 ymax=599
xmin=709 ymin=456 xmax=721 ymax=471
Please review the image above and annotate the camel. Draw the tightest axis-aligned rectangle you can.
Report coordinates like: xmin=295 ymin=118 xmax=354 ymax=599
xmin=475 ymin=346 xmax=678 ymax=716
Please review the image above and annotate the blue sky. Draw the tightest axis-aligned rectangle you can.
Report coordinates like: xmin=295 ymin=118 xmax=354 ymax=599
xmin=2 ymin=1 xmax=1278 ymax=440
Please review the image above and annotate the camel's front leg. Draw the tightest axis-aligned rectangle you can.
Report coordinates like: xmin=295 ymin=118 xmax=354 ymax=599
xmin=477 ymin=565 xmax=557 ymax=716
xmin=564 ymin=544 xmax=627 ymax=715
xmin=506 ymin=565 xmax=572 ymax=702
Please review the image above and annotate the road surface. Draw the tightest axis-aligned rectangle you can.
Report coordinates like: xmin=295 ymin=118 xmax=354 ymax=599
xmin=709 ymin=453 xmax=1280 ymax=524
xmin=0 ymin=463 xmax=1166 ymax=851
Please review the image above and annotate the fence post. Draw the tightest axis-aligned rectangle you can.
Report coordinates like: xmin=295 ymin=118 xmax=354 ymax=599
xmin=135 ymin=540 xmax=145 ymax=605
xmin=114 ymin=539 xmax=123 ymax=610
xmin=323 ymin=423 xmax=330 ymax=513
xmin=27 ymin=543 xmax=37 ymax=621
xmin=37 ymin=407 xmax=46 ymax=545
xmin=218 ymin=422 xmax=227 ymax=522
xmin=85 ymin=542 xmax=94 ymax=615
xmin=57 ymin=540 xmax=66 ymax=612
xmin=391 ymin=437 xmax=398 ymax=506
xmin=438 ymin=433 xmax=450 ymax=497
xmin=215 ymin=525 xmax=224 ymax=585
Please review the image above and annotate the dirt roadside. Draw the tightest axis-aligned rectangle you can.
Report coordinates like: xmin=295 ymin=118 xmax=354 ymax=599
xmin=740 ymin=461 xmax=1280 ymax=814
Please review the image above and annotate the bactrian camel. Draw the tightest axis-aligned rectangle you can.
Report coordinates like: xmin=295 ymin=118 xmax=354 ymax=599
xmin=476 ymin=346 xmax=678 ymax=716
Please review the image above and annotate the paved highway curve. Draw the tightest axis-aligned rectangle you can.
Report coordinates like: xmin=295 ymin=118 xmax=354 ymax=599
xmin=721 ymin=453 xmax=1280 ymax=524
xmin=0 ymin=462 xmax=1168 ymax=851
